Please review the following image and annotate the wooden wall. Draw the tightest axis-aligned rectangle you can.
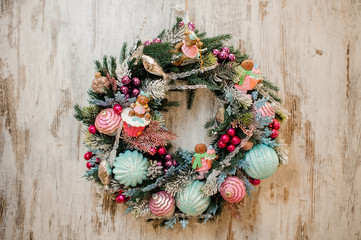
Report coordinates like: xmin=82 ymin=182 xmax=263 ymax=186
xmin=1 ymin=0 xmax=360 ymax=239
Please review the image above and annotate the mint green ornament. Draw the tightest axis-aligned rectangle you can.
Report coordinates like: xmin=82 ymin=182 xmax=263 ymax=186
xmin=113 ymin=150 xmax=149 ymax=187
xmin=244 ymin=144 xmax=279 ymax=179
xmin=176 ymin=180 xmax=210 ymax=216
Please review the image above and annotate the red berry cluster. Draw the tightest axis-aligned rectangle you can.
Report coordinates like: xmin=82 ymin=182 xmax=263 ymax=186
xmin=149 ymin=146 xmax=178 ymax=173
xmin=144 ymin=37 xmax=162 ymax=47
xmin=269 ymin=119 xmax=281 ymax=138
xmin=212 ymin=47 xmax=236 ymax=63
xmin=115 ymin=190 xmax=130 ymax=204
xmin=84 ymin=151 xmax=100 ymax=169
xmin=217 ymin=128 xmax=241 ymax=152
xmin=250 ymin=178 xmax=261 ymax=185
xmin=120 ymin=76 xmax=141 ymax=99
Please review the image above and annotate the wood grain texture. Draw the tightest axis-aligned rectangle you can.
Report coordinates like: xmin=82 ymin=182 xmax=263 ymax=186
xmin=1 ymin=0 xmax=360 ymax=239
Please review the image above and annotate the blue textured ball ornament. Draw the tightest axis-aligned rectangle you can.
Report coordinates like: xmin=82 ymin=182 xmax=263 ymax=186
xmin=113 ymin=150 xmax=149 ymax=187
xmin=244 ymin=144 xmax=279 ymax=179
xmin=176 ymin=180 xmax=211 ymax=216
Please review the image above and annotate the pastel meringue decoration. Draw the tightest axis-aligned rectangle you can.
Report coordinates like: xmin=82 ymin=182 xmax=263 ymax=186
xmin=95 ymin=108 xmax=122 ymax=135
xmin=255 ymin=102 xmax=275 ymax=118
xmin=244 ymin=144 xmax=279 ymax=179
xmin=176 ymin=180 xmax=211 ymax=216
xmin=149 ymin=191 xmax=175 ymax=217
xmin=220 ymin=176 xmax=246 ymax=203
xmin=113 ymin=150 xmax=149 ymax=187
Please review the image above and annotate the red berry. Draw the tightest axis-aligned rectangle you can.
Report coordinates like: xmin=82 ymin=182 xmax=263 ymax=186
xmin=218 ymin=140 xmax=227 ymax=148
xmin=164 ymin=154 xmax=172 ymax=161
xmin=118 ymin=190 xmax=124 ymax=194
xmin=230 ymin=136 xmax=241 ymax=145
xmin=84 ymin=152 xmax=92 ymax=160
xmin=86 ymin=162 xmax=93 ymax=169
xmin=164 ymin=160 xmax=173 ymax=168
xmin=157 ymin=147 xmax=166 ymax=155
xmin=115 ymin=194 xmax=125 ymax=204
xmin=270 ymin=129 xmax=279 ymax=138
xmin=220 ymin=134 xmax=230 ymax=143
xmin=227 ymin=144 xmax=236 ymax=152
xmin=113 ymin=104 xmax=123 ymax=114
xmin=272 ymin=119 xmax=281 ymax=130
xmin=88 ymin=125 xmax=97 ymax=134
xmin=251 ymin=179 xmax=261 ymax=185
xmin=227 ymin=128 xmax=236 ymax=136
xmin=95 ymin=158 xmax=100 ymax=164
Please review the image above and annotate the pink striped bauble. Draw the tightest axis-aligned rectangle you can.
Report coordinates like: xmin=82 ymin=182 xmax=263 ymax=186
xmin=149 ymin=191 xmax=175 ymax=217
xmin=95 ymin=108 xmax=122 ymax=135
xmin=256 ymin=102 xmax=275 ymax=118
xmin=220 ymin=176 xmax=246 ymax=203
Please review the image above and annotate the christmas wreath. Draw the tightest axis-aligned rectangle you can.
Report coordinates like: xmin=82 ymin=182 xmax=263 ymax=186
xmin=74 ymin=18 xmax=290 ymax=229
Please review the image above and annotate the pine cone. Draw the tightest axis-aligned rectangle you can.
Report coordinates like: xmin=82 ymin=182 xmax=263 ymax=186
xmin=91 ymin=72 xmax=110 ymax=93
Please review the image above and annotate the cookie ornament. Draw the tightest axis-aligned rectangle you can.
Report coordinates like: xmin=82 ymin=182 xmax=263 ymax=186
xmin=220 ymin=176 xmax=246 ymax=203
xmin=95 ymin=108 xmax=122 ymax=135
xmin=171 ymin=31 xmax=203 ymax=66
xmin=149 ymin=191 xmax=175 ymax=217
xmin=234 ymin=59 xmax=263 ymax=93
xmin=121 ymin=91 xmax=151 ymax=137
xmin=191 ymin=143 xmax=218 ymax=179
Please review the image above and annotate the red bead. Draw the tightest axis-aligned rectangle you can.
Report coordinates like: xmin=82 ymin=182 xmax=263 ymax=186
xmin=120 ymin=86 xmax=129 ymax=94
xmin=149 ymin=148 xmax=157 ymax=156
xmin=218 ymin=51 xmax=228 ymax=60
xmin=84 ymin=152 xmax=92 ymax=160
xmin=272 ymin=119 xmax=281 ymax=130
xmin=144 ymin=40 xmax=152 ymax=47
xmin=86 ymin=162 xmax=93 ymax=169
xmin=157 ymin=147 xmax=166 ymax=155
xmin=164 ymin=160 xmax=173 ymax=168
xmin=227 ymin=128 xmax=236 ymax=136
xmin=121 ymin=76 xmax=131 ymax=85
xmin=251 ymin=179 xmax=261 ymax=185
xmin=172 ymin=160 xmax=178 ymax=167
xmin=270 ymin=129 xmax=279 ymax=138
xmin=88 ymin=125 xmax=97 ymax=134
xmin=227 ymin=144 xmax=236 ymax=152
xmin=156 ymin=161 xmax=163 ymax=167
xmin=220 ymin=134 xmax=230 ymax=143
xmin=230 ymin=136 xmax=241 ymax=145
xmin=218 ymin=140 xmax=227 ymax=148
xmin=212 ymin=49 xmax=220 ymax=56
xmin=164 ymin=154 xmax=172 ymax=161
xmin=115 ymin=194 xmax=125 ymax=204
xmin=113 ymin=104 xmax=123 ymax=114
xmin=95 ymin=158 xmax=100 ymax=164
xmin=227 ymin=53 xmax=236 ymax=62
xmin=152 ymin=38 xmax=162 ymax=44
xmin=221 ymin=47 xmax=230 ymax=54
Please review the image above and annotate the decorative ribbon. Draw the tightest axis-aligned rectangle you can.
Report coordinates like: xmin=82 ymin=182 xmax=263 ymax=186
xmin=192 ymin=152 xmax=207 ymax=169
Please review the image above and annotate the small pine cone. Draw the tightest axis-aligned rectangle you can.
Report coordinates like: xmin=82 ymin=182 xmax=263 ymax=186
xmin=91 ymin=72 xmax=110 ymax=93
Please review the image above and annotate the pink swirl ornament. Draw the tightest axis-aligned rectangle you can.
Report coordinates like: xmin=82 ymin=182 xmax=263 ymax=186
xmin=95 ymin=108 xmax=122 ymax=135
xmin=220 ymin=176 xmax=246 ymax=203
xmin=149 ymin=191 xmax=175 ymax=217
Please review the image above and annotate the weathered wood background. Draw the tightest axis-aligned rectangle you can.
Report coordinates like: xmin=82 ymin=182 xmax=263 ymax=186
xmin=1 ymin=0 xmax=360 ymax=239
